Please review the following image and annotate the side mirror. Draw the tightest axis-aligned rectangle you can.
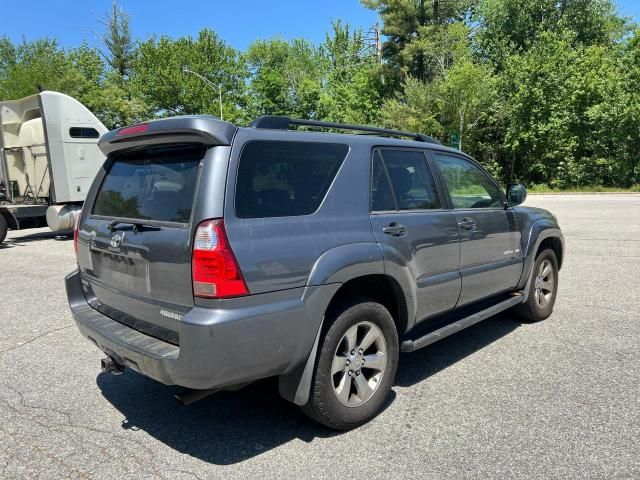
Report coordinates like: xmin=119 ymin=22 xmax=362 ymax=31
xmin=506 ymin=183 xmax=527 ymax=206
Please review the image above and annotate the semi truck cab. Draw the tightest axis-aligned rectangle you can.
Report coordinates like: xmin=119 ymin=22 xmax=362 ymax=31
xmin=0 ymin=91 xmax=107 ymax=243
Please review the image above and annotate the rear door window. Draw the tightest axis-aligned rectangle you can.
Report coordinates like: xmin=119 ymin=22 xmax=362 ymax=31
xmin=371 ymin=151 xmax=396 ymax=211
xmin=235 ymin=141 xmax=348 ymax=218
xmin=93 ymin=145 xmax=204 ymax=223
xmin=372 ymin=149 xmax=441 ymax=211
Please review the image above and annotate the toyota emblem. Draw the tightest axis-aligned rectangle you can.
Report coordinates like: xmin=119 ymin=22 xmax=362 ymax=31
xmin=110 ymin=231 xmax=124 ymax=248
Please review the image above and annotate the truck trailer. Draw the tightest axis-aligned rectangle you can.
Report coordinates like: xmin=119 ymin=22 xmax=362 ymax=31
xmin=0 ymin=91 xmax=107 ymax=243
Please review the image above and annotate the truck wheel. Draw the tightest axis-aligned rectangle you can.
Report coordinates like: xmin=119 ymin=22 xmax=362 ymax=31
xmin=516 ymin=249 xmax=559 ymax=322
xmin=301 ymin=299 xmax=399 ymax=430
xmin=0 ymin=215 xmax=7 ymax=244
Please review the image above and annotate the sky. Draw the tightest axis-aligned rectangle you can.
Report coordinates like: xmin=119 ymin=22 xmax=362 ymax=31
xmin=1 ymin=0 xmax=639 ymax=51
xmin=0 ymin=0 xmax=379 ymax=50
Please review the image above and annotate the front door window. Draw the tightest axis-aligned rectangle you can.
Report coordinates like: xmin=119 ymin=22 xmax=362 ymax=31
xmin=434 ymin=155 xmax=503 ymax=209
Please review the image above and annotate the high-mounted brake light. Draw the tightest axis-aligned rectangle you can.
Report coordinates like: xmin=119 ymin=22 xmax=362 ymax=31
xmin=192 ymin=219 xmax=249 ymax=298
xmin=117 ymin=123 xmax=149 ymax=136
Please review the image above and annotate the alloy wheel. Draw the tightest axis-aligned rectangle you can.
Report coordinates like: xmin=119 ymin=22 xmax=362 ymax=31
xmin=534 ymin=259 xmax=555 ymax=309
xmin=331 ymin=321 xmax=387 ymax=407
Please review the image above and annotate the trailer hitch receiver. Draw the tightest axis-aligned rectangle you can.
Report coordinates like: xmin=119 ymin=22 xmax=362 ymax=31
xmin=101 ymin=356 xmax=125 ymax=375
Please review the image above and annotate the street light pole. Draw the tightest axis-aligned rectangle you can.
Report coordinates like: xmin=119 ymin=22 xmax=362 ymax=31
xmin=182 ymin=67 xmax=224 ymax=120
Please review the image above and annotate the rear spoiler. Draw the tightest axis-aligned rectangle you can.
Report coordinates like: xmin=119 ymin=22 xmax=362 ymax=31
xmin=98 ymin=115 xmax=237 ymax=156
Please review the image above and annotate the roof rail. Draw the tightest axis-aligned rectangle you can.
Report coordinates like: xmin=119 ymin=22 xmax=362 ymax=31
xmin=249 ymin=115 xmax=441 ymax=145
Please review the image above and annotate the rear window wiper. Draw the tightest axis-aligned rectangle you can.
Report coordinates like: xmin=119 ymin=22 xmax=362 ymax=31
xmin=108 ymin=220 xmax=161 ymax=233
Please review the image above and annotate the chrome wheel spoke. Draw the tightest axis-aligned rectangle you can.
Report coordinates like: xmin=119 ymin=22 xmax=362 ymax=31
xmin=332 ymin=355 xmax=348 ymax=375
xmin=362 ymin=353 xmax=385 ymax=371
xmin=358 ymin=326 xmax=380 ymax=352
xmin=344 ymin=325 xmax=358 ymax=353
xmin=538 ymin=290 xmax=548 ymax=307
xmin=335 ymin=371 xmax=352 ymax=404
xmin=353 ymin=373 xmax=373 ymax=400
xmin=534 ymin=259 xmax=555 ymax=309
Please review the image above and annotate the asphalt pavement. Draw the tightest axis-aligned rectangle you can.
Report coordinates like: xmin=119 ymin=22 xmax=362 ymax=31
xmin=0 ymin=194 xmax=638 ymax=479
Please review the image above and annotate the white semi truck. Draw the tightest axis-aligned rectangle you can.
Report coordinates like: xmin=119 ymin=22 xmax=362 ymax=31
xmin=0 ymin=91 xmax=107 ymax=243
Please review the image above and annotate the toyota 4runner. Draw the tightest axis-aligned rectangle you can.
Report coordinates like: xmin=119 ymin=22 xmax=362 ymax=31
xmin=66 ymin=115 xmax=564 ymax=430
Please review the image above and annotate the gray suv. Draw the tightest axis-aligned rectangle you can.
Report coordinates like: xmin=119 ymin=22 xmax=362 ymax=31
xmin=66 ymin=116 xmax=564 ymax=430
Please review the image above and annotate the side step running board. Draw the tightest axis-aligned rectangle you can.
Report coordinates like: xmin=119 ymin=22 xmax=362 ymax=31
xmin=401 ymin=294 xmax=523 ymax=353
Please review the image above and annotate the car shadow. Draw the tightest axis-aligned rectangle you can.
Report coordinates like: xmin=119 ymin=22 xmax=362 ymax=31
xmin=97 ymin=373 xmax=344 ymax=465
xmin=396 ymin=313 xmax=521 ymax=387
xmin=96 ymin=313 xmax=520 ymax=465
xmin=0 ymin=230 xmax=72 ymax=248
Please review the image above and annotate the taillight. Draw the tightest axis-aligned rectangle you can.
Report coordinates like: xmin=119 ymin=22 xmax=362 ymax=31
xmin=192 ymin=219 xmax=248 ymax=298
xmin=73 ymin=210 xmax=81 ymax=262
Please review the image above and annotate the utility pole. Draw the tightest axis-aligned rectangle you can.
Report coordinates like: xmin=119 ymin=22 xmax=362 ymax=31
xmin=364 ymin=21 xmax=382 ymax=62
xmin=182 ymin=67 xmax=224 ymax=120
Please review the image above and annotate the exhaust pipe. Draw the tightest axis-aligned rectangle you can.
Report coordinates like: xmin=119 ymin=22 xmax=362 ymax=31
xmin=174 ymin=382 xmax=250 ymax=406
xmin=174 ymin=388 xmax=220 ymax=406
xmin=101 ymin=356 xmax=125 ymax=375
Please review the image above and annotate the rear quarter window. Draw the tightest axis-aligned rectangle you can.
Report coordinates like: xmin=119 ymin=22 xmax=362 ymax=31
xmin=92 ymin=145 xmax=204 ymax=223
xmin=235 ymin=141 xmax=348 ymax=218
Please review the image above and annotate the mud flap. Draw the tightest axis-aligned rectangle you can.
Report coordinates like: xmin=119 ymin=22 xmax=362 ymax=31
xmin=278 ymin=319 xmax=324 ymax=406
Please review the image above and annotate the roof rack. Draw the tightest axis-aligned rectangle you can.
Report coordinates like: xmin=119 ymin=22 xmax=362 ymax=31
xmin=249 ymin=115 xmax=441 ymax=145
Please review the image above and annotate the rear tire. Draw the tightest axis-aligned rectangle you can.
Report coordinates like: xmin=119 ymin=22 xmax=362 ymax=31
xmin=301 ymin=299 xmax=399 ymax=430
xmin=515 ymin=249 xmax=559 ymax=322
xmin=0 ymin=215 xmax=7 ymax=244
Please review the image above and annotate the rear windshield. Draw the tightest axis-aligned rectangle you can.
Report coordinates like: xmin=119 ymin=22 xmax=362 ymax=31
xmin=93 ymin=145 xmax=204 ymax=223
xmin=235 ymin=141 xmax=348 ymax=218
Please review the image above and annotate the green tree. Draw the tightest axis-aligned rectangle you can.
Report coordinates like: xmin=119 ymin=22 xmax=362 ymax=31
xmin=437 ymin=60 xmax=498 ymax=151
xmin=501 ymin=31 xmax=579 ymax=185
xmin=0 ymin=38 xmax=72 ymax=98
xmin=97 ymin=0 xmax=136 ymax=80
xmin=499 ymin=29 xmax=635 ymax=188
xmin=245 ymin=37 xmax=324 ymax=119
xmin=317 ymin=20 xmax=384 ymax=124
xmin=132 ymin=29 xmax=247 ymax=122
xmin=361 ymin=0 xmax=471 ymax=82
xmin=380 ymin=18 xmax=497 ymax=152
xmin=475 ymin=0 xmax=626 ymax=70
xmin=382 ymin=76 xmax=442 ymax=135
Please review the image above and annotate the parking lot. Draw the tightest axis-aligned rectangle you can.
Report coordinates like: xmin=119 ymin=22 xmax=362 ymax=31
xmin=0 ymin=194 xmax=638 ymax=479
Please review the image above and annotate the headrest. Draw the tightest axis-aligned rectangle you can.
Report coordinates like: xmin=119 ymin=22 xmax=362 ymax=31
xmin=387 ymin=167 xmax=413 ymax=195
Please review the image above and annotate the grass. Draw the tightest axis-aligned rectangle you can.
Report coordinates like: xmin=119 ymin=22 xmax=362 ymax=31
xmin=527 ymin=184 xmax=640 ymax=194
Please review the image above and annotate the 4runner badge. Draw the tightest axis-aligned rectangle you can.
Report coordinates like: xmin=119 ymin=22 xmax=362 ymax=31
xmin=160 ymin=309 xmax=182 ymax=321
xmin=110 ymin=231 xmax=124 ymax=248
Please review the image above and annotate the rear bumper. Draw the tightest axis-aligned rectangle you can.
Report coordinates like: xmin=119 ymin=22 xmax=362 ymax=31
xmin=66 ymin=270 xmax=338 ymax=390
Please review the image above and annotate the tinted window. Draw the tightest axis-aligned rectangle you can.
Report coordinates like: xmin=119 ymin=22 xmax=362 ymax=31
xmin=69 ymin=127 xmax=100 ymax=139
xmin=435 ymin=154 xmax=503 ymax=208
xmin=235 ymin=141 xmax=348 ymax=218
xmin=371 ymin=151 xmax=395 ymax=211
xmin=93 ymin=146 xmax=204 ymax=223
xmin=378 ymin=150 xmax=441 ymax=210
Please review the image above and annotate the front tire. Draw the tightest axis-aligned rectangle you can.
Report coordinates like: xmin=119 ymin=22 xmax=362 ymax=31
xmin=301 ymin=299 xmax=399 ymax=430
xmin=0 ymin=215 xmax=7 ymax=244
xmin=516 ymin=249 xmax=559 ymax=322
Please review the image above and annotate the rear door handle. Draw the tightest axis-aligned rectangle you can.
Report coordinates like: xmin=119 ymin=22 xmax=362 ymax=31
xmin=383 ymin=223 xmax=408 ymax=237
xmin=458 ymin=218 xmax=476 ymax=230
